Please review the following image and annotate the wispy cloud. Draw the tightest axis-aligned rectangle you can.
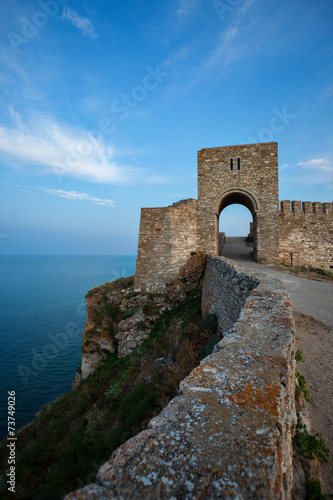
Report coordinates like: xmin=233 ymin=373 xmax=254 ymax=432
xmin=171 ymin=0 xmax=203 ymax=25
xmin=0 ymin=112 xmax=129 ymax=183
xmin=61 ymin=7 xmax=99 ymax=39
xmin=297 ymin=158 xmax=333 ymax=173
xmin=42 ymin=189 xmax=115 ymax=206
xmin=317 ymin=84 xmax=333 ymax=103
xmin=198 ymin=2 xmax=260 ymax=79
xmin=292 ymin=158 xmax=333 ymax=188
xmin=176 ymin=0 xmax=194 ymax=18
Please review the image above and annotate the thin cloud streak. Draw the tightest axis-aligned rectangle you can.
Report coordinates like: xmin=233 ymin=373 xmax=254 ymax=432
xmin=61 ymin=7 xmax=99 ymax=39
xmin=43 ymin=188 xmax=115 ymax=206
xmin=297 ymin=158 xmax=333 ymax=173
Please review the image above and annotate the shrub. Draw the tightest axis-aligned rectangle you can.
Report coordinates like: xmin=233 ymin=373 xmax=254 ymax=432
xmin=105 ymin=381 xmax=121 ymax=400
xmin=305 ymin=479 xmax=326 ymax=500
xmin=295 ymin=349 xmax=305 ymax=363
xmin=293 ymin=416 xmax=330 ymax=463
xmin=295 ymin=370 xmax=312 ymax=403
xmin=122 ymin=306 xmax=139 ymax=320
xmin=199 ymin=335 xmax=220 ymax=360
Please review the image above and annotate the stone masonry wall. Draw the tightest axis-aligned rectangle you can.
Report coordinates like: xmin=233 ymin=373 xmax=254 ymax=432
xmin=134 ymin=199 xmax=197 ymax=292
xmin=201 ymin=254 xmax=260 ymax=334
xmin=279 ymin=200 xmax=333 ymax=270
xmin=197 ymin=142 xmax=279 ymax=264
xmin=67 ymin=257 xmax=296 ymax=500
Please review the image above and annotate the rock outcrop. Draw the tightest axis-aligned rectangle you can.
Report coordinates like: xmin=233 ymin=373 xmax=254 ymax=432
xmin=73 ymin=253 xmax=207 ymax=388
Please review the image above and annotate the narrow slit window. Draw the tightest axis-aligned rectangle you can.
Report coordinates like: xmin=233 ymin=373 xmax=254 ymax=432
xmin=230 ymin=158 xmax=233 ymax=171
xmin=237 ymin=158 xmax=240 ymax=170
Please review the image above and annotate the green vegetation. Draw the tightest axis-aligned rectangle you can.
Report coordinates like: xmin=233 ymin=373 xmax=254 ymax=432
xmin=293 ymin=350 xmax=331 ymax=499
xmin=295 ymin=370 xmax=312 ymax=403
xmin=304 ymin=478 xmax=333 ymax=500
xmin=86 ymin=276 xmax=134 ymax=298
xmin=295 ymin=348 xmax=305 ymax=363
xmin=317 ymin=269 xmax=333 ymax=278
xmin=0 ymin=290 xmax=218 ymax=499
xmin=124 ymin=291 xmax=139 ymax=299
xmin=295 ymin=349 xmax=313 ymax=403
xmin=293 ymin=415 xmax=330 ymax=463
xmin=122 ymin=305 xmax=139 ymax=320
xmin=280 ymin=263 xmax=333 ymax=279
xmin=93 ymin=302 xmax=121 ymax=326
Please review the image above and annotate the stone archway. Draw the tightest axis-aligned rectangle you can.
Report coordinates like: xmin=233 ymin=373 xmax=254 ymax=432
xmin=197 ymin=142 xmax=279 ymax=264
xmin=215 ymin=188 xmax=259 ymax=260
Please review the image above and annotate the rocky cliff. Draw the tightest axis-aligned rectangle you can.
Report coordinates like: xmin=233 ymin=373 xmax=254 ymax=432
xmin=73 ymin=253 xmax=207 ymax=388
xmin=67 ymin=256 xmax=297 ymax=499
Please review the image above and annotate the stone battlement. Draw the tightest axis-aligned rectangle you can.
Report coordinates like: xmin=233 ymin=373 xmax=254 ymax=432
xmin=280 ymin=200 xmax=333 ymax=217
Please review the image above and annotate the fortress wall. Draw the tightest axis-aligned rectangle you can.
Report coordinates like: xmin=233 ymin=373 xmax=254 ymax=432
xmin=69 ymin=257 xmax=296 ymax=499
xmin=134 ymin=199 xmax=197 ymax=292
xmin=202 ymin=254 xmax=260 ymax=332
xmin=279 ymin=200 xmax=333 ymax=270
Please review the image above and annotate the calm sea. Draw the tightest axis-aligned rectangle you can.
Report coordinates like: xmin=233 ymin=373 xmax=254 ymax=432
xmin=0 ymin=255 xmax=137 ymax=441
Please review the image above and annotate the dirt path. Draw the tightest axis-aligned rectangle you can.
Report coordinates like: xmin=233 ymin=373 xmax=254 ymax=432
xmin=293 ymin=312 xmax=333 ymax=495
xmin=222 ymin=237 xmax=333 ymax=329
xmin=222 ymin=238 xmax=333 ymax=493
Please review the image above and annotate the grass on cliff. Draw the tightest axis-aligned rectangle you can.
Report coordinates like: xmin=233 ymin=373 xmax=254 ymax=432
xmin=0 ymin=290 xmax=218 ymax=500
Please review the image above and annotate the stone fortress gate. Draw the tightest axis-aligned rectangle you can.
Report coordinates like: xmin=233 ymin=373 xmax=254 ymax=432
xmin=196 ymin=142 xmax=278 ymax=263
xmin=134 ymin=142 xmax=333 ymax=292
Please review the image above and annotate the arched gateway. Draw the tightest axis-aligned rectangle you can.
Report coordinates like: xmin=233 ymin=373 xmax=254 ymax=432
xmin=135 ymin=142 xmax=279 ymax=292
xmin=197 ymin=142 xmax=279 ymax=264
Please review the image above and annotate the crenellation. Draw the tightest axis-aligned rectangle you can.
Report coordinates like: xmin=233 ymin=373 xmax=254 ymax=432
xmin=280 ymin=200 xmax=291 ymax=212
xmin=291 ymin=200 xmax=302 ymax=214
xmin=312 ymin=202 xmax=322 ymax=214
xmin=302 ymin=201 xmax=312 ymax=214
xmin=323 ymin=202 xmax=333 ymax=216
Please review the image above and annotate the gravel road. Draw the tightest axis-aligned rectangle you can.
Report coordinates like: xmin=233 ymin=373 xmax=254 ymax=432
xmin=221 ymin=237 xmax=333 ymax=329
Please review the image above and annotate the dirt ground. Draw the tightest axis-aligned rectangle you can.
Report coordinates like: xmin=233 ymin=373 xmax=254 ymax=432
xmin=272 ymin=266 xmax=333 ymax=284
xmin=293 ymin=312 xmax=333 ymax=495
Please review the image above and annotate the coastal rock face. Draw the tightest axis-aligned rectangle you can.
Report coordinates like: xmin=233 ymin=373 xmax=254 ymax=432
xmin=76 ymin=278 xmax=164 ymax=382
xmin=67 ymin=257 xmax=296 ymax=499
xmin=116 ymin=311 xmax=151 ymax=358
xmin=74 ymin=253 xmax=207 ymax=386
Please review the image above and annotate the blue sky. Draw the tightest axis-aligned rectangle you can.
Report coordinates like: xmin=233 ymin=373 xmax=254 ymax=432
xmin=0 ymin=0 xmax=332 ymax=254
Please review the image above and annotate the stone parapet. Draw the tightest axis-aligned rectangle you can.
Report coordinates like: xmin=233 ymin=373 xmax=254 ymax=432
xmin=66 ymin=256 xmax=296 ymax=500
